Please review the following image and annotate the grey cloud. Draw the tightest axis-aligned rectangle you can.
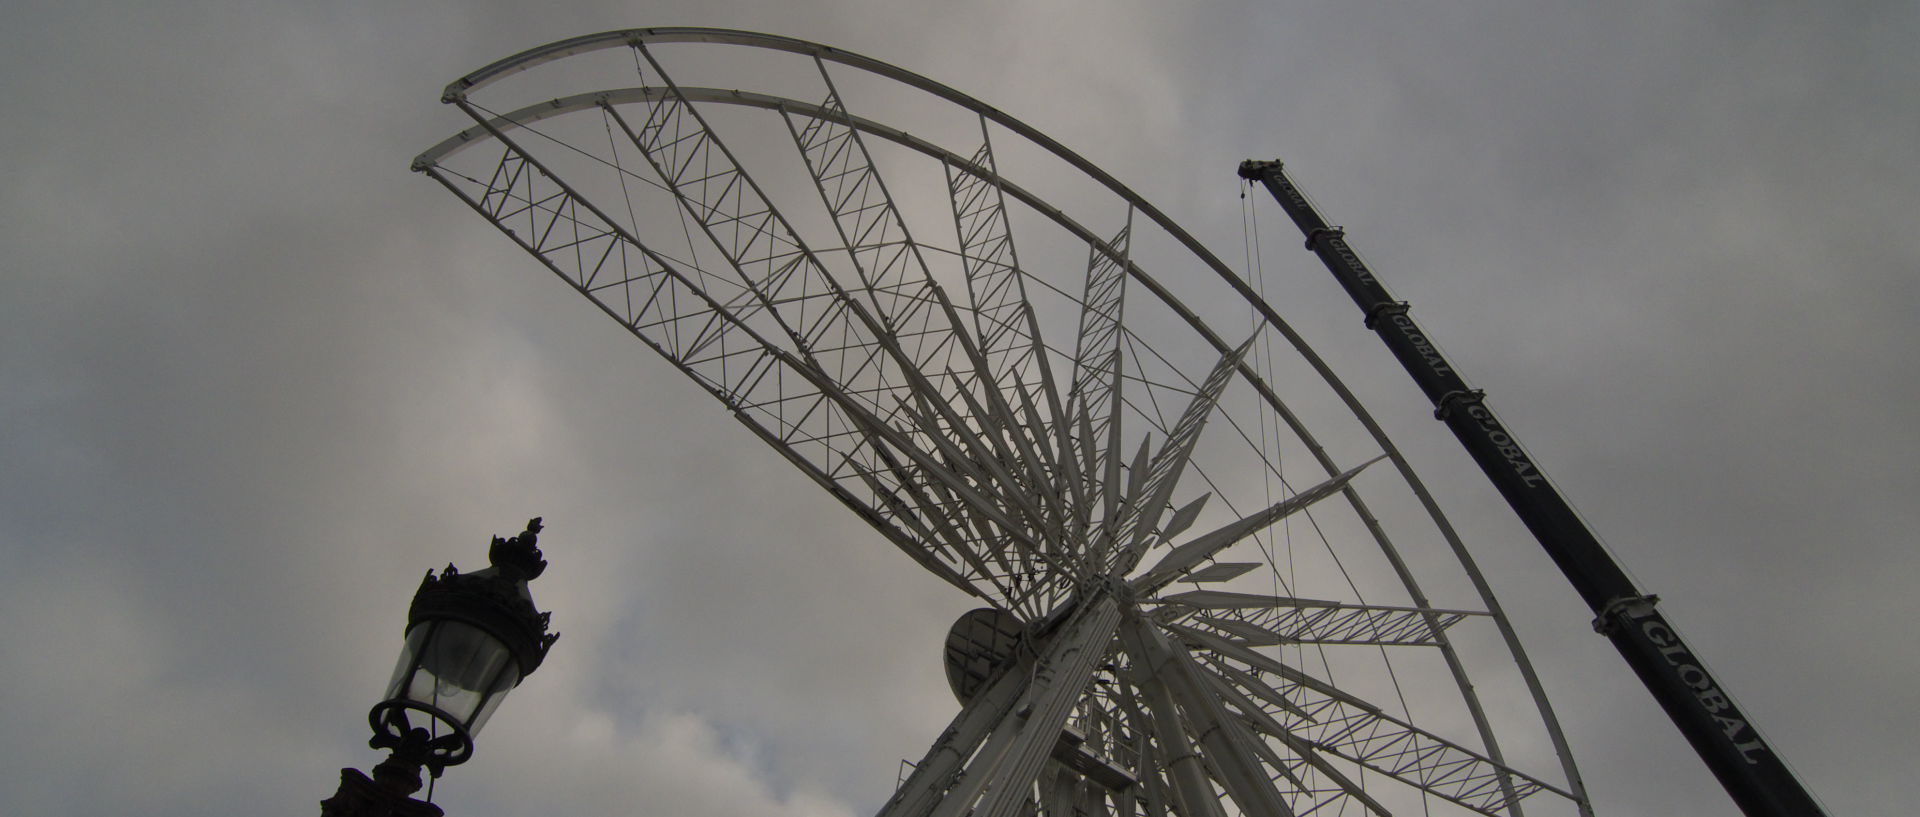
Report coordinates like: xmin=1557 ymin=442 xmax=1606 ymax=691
xmin=2 ymin=2 xmax=1907 ymax=817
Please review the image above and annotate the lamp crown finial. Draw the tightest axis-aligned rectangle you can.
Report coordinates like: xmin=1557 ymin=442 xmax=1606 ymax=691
xmin=488 ymin=516 xmax=547 ymax=580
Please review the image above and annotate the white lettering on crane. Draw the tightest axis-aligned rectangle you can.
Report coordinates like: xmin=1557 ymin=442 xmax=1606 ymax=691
xmin=1325 ymin=238 xmax=1378 ymax=287
xmin=1642 ymin=619 xmax=1770 ymax=764
xmin=1462 ymin=404 xmax=1548 ymax=488
xmin=1386 ymin=312 xmax=1451 ymax=377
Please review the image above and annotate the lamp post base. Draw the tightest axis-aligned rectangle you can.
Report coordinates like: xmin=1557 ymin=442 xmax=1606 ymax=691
xmin=319 ymin=768 xmax=444 ymax=817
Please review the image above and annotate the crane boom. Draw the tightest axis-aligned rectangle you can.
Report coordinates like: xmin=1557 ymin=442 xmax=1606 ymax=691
xmin=1239 ymin=159 xmax=1825 ymax=817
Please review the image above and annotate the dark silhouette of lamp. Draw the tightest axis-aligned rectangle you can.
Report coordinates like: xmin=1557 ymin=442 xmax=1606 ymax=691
xmin=321 ymin=519 xmax=559 ymax=817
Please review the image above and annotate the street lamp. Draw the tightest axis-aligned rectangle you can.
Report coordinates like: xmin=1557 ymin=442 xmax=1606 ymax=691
xmin=321 ymin=518 xmax=560 ymax=817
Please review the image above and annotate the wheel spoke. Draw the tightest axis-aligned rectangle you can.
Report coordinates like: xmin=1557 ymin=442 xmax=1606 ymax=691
xmin=1130 ymin=454 xmax=1384 ymax=594
xmin=1066 ymin=215 xmax=1133 ymax=558
xmin=1175 ymin=623 xmax=1569 ymax=816
xmin=1157 ymin=590 xmax=1485 ymax=647
xmin=1107 ymin=333 xmax=1258 ymax=575
xmin=943 ymin=122 xmax=1068 ymax=454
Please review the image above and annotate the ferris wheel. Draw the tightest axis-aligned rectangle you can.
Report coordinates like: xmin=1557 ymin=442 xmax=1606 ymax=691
xmin=414 ymin=28 xmax=1592 ymax=817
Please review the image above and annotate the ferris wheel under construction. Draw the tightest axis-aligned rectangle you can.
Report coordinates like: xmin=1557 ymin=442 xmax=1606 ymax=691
xmin=412 ymin=28 xmax=1824 ymax=817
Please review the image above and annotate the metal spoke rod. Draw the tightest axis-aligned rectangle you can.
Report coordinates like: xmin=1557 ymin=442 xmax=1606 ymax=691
xmin=1239 ymin=159 xmax=1826 ymax=817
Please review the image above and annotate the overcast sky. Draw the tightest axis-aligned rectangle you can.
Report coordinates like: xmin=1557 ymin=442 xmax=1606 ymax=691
xmin=2 ymin=2 xmax=1913 ymax=816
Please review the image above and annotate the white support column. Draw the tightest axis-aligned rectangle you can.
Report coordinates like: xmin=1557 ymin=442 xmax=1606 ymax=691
xmin=1127 ymin=620 xmax=1298 ymax=817
xmin=1127 ymin=661 xmax=1227 ymax=817
xmin=880 ymin=649 xmax=1037 ymax=817
xmin=929 ymin=597 xmax=1124 ymax=817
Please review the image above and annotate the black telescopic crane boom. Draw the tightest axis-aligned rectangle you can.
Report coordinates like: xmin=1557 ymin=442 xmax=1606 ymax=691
xmin=1239 ymin=159 xmax=1825 ymax=817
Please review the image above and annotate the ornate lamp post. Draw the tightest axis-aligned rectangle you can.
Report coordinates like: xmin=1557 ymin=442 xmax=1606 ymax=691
xmin=321 ymin=518 xmax=560 ymax=817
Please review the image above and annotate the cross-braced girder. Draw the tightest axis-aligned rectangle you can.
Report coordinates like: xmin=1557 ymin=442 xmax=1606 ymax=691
xmin=1156 ymin=590 xmax=1482 ymax=648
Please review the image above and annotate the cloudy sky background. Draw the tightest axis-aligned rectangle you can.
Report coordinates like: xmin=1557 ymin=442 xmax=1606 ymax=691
xmin=2 ymin=2 xmax=1913 ymax=816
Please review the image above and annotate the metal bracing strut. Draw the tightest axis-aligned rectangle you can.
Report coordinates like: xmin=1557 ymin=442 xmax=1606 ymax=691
xmin=1239 ymin=159 xmax=1826 ymax=817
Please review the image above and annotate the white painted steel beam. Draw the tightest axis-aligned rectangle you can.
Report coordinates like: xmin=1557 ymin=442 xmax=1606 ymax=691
xmin=1123 ymin=619 xmax=1297 ymax=817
